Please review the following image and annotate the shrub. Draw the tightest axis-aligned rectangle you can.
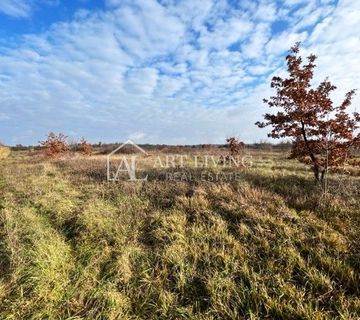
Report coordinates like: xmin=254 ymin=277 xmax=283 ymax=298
xmin=226 ymin=137 xmax=245 ymax=157
xmin=78 ymin=138 xmax=92 ymax=156
xmin=0 ymin=144 xmax=10 ymax=160
xmin=39 ymin=133 xmax=69 ymax=158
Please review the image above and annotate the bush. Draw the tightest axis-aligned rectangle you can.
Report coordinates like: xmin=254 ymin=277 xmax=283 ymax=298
xmin=0 ymin=144 xmax=10 ymax=159
xmin=39 ymin=133 xmax=69 ymax=158
xmin=226 ymin=137 xmax=245 ymax=157
xmin=78 ymin=138 xmax=92 ymax=156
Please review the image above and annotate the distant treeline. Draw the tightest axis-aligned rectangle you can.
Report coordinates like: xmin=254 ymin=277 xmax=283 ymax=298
xmin=11 ymin=141 xmax=293 ymax=152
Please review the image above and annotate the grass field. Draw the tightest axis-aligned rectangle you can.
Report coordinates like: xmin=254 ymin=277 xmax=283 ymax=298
xmin=0 ymin=148 xmax=360 ymax=319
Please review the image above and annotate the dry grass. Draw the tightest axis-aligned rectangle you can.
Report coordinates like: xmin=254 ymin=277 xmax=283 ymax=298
xmin=0 ymin=150 xmax=359 ymax=319
xmin=0 ymin=146 xmax=10 ymax=160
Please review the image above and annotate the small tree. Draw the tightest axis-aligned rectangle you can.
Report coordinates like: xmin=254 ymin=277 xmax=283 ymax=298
xmin=39 ymin=132 xmax=69 ymax=158
xmin=78 ymin=137 xmax=92 ymax=156
xmin=226 ymin=137 xmax=245 ymax=157
xmin=256 ymin=43 xmax=360 ymax=182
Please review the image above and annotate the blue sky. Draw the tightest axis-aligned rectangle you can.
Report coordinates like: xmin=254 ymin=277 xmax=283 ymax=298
xmin=0 ymin=0 xmax=359 ymax=145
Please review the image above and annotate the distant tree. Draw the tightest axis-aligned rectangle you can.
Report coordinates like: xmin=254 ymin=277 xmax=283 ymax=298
xmin=79 ymin=137 xmax=92 ymax=156
xmin=39 ymin=132 xmax=69 ymax=158
xmin=226 ymin=137 xmax=245 ymax=157
xmin=256 ymin=43 xmax=360 ymax=182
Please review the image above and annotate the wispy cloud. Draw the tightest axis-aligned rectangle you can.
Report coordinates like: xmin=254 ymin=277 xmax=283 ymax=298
xmin=0 ymin=0 xmax=359 ymax=145
xmin=0 ymin=0 xmax=31 ymax=18
xmin=0 ymin=0 xmax=58 ymax=18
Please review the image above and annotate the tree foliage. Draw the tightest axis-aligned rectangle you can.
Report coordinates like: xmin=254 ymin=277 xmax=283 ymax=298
xmin=39 ymin=132 xmax=69 ymax=158
xmin=226 ymin=137 xmax=245 ymax=157
xmin=256 ymin=43 xmax=360 ymax=182
xmin=79 ymin=138 xmax=92 ymax=156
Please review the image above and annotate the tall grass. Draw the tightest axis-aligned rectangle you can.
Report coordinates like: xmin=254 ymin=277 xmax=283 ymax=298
xmin=0 ymin=151 xmax=359 ymax=319
xmin=0 ymin=146 xmax=10 ymax=160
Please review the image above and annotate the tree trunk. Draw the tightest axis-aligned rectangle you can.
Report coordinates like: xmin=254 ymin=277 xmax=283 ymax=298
xmin=313 ymin=164 xmax=320 ymax=183
xmin=320 ymin=167 xmax=329 ymax=195
xmin=313 ymin=165 xmax=328 ymax=183
xmin=320 ymin=169 xmax=326 ymax=181
xmin=301 ymin=120 xmax=321 ymax=183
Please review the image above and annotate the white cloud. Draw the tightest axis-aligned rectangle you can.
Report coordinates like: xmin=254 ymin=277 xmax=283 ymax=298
xmin=305 ymin=0 xmax=360 ymax=110
xmin=128 ymin=131 xmax=146 ymax=140
xmin=155 ymin=75 xmax=188 ymax=97
xmin=266 ymin=31 xmax=308 ymax=55
xmin=0 ymin=0 xmax=31 ymax=17
xmin=253 ymin=2 xmax=278 ymax=22
xmin=198 ymin=16 xmax=253 ymax=50
xmin=294 ymin=5 xmax=334 ymax=30
xmin=111 ymin=0 xmax=186 ymax=59
xmin=124 ymin=68 xmax=159 ymax=95
xmin=242 ymin=23 xmax=270 ymax=58
xmin=283 ymin=0 xmax=309 ymax=6
xmin=0 ymin=0 xmax=58 ymax=18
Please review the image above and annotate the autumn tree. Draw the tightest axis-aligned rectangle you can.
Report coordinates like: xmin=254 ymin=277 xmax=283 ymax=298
xmin=78 ymin=137 xmax=92 ymax=156
xmin=226 ymin=137 xmax=245 ymax=157
xmin=256 ymin=43 xmax=360 ymax=182
xmin=39 ymin=132 xmax=69 ymax=158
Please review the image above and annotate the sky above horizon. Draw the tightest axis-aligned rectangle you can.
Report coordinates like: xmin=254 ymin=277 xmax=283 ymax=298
xmin=0 ymin=0 xmax=359 ymax=145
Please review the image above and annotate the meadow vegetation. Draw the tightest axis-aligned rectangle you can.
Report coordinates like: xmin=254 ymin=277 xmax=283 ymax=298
xmin=0 ymin=145 xmax=10 ymax=160
xmin=0 ymin=147 xmax=359 ymax=319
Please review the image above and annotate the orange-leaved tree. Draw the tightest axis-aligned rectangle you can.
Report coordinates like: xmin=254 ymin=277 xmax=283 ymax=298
xmin=226 ymin=137 xmax=245 ymax=157
xmin=39 ymin=132 xmax=69 ymax=158
xmin=256 ymin=43 xmax=360 ymax=182
xmin=79 ymin=137 xmax=92 ymax=156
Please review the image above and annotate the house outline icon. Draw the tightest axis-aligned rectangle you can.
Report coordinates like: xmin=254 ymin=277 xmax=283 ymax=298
xmin=106 ymin=140 xmax=149 ymax=181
